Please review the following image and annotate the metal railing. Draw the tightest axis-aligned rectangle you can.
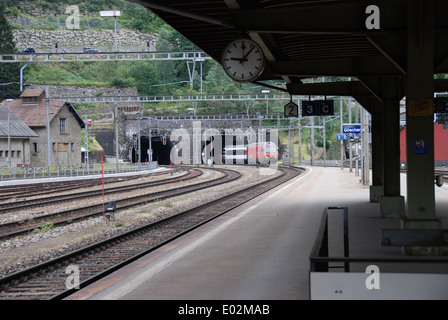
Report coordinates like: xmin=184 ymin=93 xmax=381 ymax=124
xmin=309 ymin=206 xmax=448 ymax=273
xmin=0 ymin=50 xmax=211 ymax=63
xmin=45 ymin=93 xmax=294 ymax=104
xmin=0 ymin=161 xmax=157 ymax=182
xmin=301 ymin=160 xmax=341 ymax=167
xmin=309 ymin=207 xmax=350 ymax=272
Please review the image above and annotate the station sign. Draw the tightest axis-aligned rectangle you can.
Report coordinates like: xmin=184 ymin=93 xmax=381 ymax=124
xmin=342 ymin=124 xmax=361 ymax=133
xmin=336 ymin=134 xmax=349 ymax=140
xmin=301 ymin=100 xmax=334 ymax=116
xmin=413 ymin=138 xmax=427 ymax=155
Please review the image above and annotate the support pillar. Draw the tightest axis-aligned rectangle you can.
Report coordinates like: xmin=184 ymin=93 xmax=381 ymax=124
xmin=403 ymin=0 xmax=440 ymax=254
xmin=380 ymin=97 xmax=404 ymax=217
xmin=370 ymin=110 xmax=383 ymax=203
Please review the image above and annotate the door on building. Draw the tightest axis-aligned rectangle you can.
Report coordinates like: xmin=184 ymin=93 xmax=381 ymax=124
xmin=57 ymin=143 xmax=69 ymax=166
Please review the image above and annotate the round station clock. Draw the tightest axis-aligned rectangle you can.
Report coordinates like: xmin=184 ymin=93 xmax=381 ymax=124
xmin=221 ymin=39 xmax=265 ymax=82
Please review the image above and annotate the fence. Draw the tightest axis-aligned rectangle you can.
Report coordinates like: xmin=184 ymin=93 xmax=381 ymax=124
xmin=301 ymin=159 xmax=341 ymax=167
xmin=309 ymin=206 xmax=448 ymax=299
xmin=0 ymin=161 xmax=158 ymax=181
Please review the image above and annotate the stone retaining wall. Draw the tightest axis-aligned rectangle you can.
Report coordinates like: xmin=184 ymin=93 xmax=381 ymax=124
xmin=12 ymin=29 xmax=154 ymax=49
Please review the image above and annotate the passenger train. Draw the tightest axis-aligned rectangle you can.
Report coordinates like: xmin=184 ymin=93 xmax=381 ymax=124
xmin=223 ymin=142 xmax=278 ymax=165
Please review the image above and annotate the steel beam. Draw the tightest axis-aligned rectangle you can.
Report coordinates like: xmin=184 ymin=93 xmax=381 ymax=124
xmin=286 ymin=81 xmax=374 ymax=98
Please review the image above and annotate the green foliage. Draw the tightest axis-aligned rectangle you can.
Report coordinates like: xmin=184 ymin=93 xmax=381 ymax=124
xmin=4 ymin=0 xmax=166 ymax=34
xmin=0 ymin=2 xmax=21 ymax=100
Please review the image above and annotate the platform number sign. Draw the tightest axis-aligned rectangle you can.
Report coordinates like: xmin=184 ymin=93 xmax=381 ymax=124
xmin=284 ymin=101 xmax=298 ymax=117
xmin=301 ymin=100 xmax=334 ymax=116
xmin=302 ymin=101 xmax=317 ymax=116
xmin=318 ymin=100 xmax=334 ymax=116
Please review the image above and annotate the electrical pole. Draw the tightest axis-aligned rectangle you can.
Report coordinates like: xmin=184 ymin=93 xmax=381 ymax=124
xmin=7 ymin=104 xmax=11 ymax=168
xmin=349 ymin=95 xmax=353 ymax=172
xmin=84 ymin=115 xmax=89 ymax=168
xmin=138 ymin=112 xmax=141 ymax=166
xmin=115 ymin=102 xmax=119 ymax=172
xmin=323 ymin=116 xmax=326 ymax=166
xmin=46 ymin=86 xmax=51 ymax=172
xmin=148 ymin=117 xmax=152 ymax=162
xmin=340 ymin=97 xmax=344 ymax=169
xmin=363 ymin=107 xmax=371 ymax=186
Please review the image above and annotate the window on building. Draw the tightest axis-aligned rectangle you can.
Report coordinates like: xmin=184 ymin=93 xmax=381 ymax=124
xmin=59 ymin=118 xmax=67 ymax=133
xmin=11 ymin=151 xmax=15 ymax=157
xmin=0 ymin=151 xmax=3 ymax=157
xmin=33 ymin=143 xmax=38 ymax=153
xmin=23 ymin=97 xmax=39 ymax=105
xmin=17 ymin=150 xmax=21 ymax=158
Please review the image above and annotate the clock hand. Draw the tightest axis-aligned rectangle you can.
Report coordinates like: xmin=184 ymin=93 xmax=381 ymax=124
xmin=240 ymin=46 xmax=255 ymax=64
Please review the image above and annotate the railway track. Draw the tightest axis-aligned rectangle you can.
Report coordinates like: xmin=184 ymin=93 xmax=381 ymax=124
xmin=0 ymin=168 xmax=195 ymax=214
xmin=0 ymin=167 xmax=234 ymax=241
xmin=0 ymin=165 xmax=302 ymax=300
xmin=0 ymin=168 xmax=182 ymax=202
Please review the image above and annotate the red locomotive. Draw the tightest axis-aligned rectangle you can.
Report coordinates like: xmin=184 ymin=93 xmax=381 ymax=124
xmin=247 ymin=142 xmax=278 ymax=164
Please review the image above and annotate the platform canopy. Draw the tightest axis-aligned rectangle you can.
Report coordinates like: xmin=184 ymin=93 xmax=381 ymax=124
xmin=132 ymin=0 xmax=448 ymax=97
xmin=134 ymin=0 xmax=447 ymax=253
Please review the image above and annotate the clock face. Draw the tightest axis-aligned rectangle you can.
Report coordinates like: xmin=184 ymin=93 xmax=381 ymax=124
xmin=221 ymin=39 xmax=265 ymax=82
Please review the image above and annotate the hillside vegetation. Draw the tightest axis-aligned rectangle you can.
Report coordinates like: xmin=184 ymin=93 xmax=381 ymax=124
xmin=2 ymin=0 xmax=357 ymax=161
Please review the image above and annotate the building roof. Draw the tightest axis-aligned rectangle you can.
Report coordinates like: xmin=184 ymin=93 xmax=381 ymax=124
xmin=0 ymin=103 xmax=38 ymax=138
xmin=3 ymin=98 xmax=63 ymax=127
xmin=20 ymin=88 xmax=44 ymax=98
xmin=1 ymin=89 xmax=85 ymax=129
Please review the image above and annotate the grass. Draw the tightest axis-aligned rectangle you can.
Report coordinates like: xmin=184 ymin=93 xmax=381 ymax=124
xmin=32 ymin=222 xmax=54 ymax=234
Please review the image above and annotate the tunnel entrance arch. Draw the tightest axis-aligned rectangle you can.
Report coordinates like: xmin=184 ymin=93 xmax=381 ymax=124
xmin=134 ymin=136 xmax=175 ymax=165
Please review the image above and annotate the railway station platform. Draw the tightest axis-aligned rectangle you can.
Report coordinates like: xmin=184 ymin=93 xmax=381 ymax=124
xmin=65 ymin=166 xmax=448 ymax=301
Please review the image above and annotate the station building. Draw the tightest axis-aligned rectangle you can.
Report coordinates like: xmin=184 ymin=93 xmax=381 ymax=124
xmin=2 ymin=88 xmax=85 ymax=167
xmin=0 ymin=103 xmax=37 ymax=167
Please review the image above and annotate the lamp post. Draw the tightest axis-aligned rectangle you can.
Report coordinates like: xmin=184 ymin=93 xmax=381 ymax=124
xmin=261 ymin=89 xmax=270 ymax=115
xmin=100 ymin=10 xmax=121 ymax=51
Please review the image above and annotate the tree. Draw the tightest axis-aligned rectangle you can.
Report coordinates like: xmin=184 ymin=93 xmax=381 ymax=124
xmin=128 ymin=62 xmax=159 ymax=95
xmin=0 ymin=3 xmax=21 ymax=100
